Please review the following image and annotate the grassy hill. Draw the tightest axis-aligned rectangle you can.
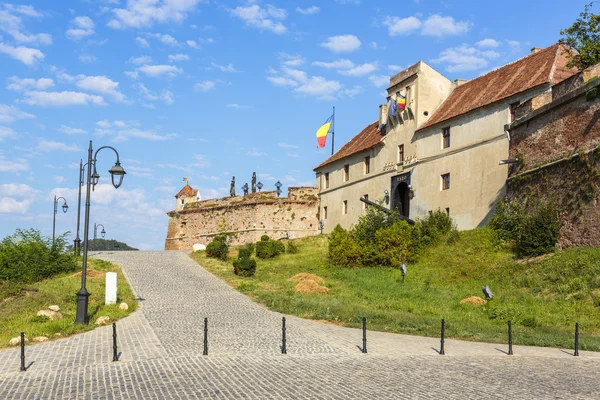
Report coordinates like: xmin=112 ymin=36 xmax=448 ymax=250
xmin=191 ymin=227 xmax=600 ymax=350
xmin=87 ymin=239 xmax=138 ymax=251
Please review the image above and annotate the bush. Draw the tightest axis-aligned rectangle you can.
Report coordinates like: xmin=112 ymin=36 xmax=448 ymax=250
xmin=287 ymin=241 xmax=299 ymax=254
xmin=489 ymin=197 xmax=526 ymax=242
xmin=328 ymin=225 xmax=363 ymax=268
xmin=206 ymin=235 xmax=229 ymax=261
xmin=238 ymin=248 xmax=252 ymax=260
xmin=516 ymin=202 xmax=560 ymax=257
xmin=273 ymin=240 xmax=285 ymax=256
xmin=255 ymin=237 xmax=285 ymax=259
xmin=260 ymin=235 xmax=270 ymax=242
xmin=353 ymin=204 xmax=400 ymax=244
xmin=233 ymin=257 xmax=257 ymax=277
xmin=0 ymin=229 xmax=77 ymax=283
xmin=243 ymin=242 xmax=255 ymax=255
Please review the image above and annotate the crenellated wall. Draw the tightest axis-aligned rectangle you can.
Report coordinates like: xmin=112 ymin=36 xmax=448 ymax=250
xmin=165 ymin=187 xmax=319 ymax=250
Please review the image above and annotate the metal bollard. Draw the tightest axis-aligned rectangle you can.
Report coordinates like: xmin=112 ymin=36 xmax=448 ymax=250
xmin=112 ymin=323 xmax=119 ymax=362
xmin=282 ymin=317 xmax=287 ymax=354
xmin=20 ymin=332 xmax=26 ymax=372
xmin=574 ymin=322 xmax=579 ymax=357
xmin=203 ymin=318 xmax=208 ymax=356
xmin=362 ymin=317 xmax=367 ymax=354
xmin=508 ymin=321 xmax=513 ymax=355
xmin=440 ymin=319 xmax=445 ymax=355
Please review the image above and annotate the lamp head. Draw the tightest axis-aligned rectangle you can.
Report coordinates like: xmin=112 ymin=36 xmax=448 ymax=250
xmin=62 ymin=203 xmax=69 ymax=213
xmin=101 ymin=229 xmax=106 ymax=238
xmin=108 ymin=161 xmax=126 ymax=189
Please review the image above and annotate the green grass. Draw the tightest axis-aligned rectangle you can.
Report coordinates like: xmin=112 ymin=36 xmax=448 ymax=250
xmin=0 ymin=258 xmax=137 ymax=348
xmin=190 ymin=228 xmax=600 ymax=351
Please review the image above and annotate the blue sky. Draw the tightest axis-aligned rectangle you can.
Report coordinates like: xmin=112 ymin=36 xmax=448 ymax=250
xmin=0 ymin=0 xmax=590 ymax=249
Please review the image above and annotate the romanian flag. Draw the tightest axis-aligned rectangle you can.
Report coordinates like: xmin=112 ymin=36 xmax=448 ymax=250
xmin=397 ymin=92 xmax=406 ymax=111
xmin=316 ymin=114 xmax=333 ymax=148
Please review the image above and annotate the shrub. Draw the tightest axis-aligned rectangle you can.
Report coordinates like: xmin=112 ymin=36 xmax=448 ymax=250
xmin=260 ymin=235 xmax=270 ymax=242
xmin=206 ymin=235 xmax=229 ymax=261
xmin=375 ymin=220 xmax=415 ymax=265
xmin=243 ymin=242 xmax=255 ymax=255
xmin=0 ymin=229 xmax=77 ymax=283
xmin=489 ymin=197 xmax=526 ymax=242
xmin=238 ymin=248 xmax=251 ymax=260
xmin=287 ymin=241 xmax=299 ymax=254
xmin=273 ymin=240 xmax=285 ymax=256
xmin=233 ymin=257 xmax=257 ymax=277
xmin=255 ymin=236 xmax=285 ymax=259
xmin=516 ymin=202 xmax=560 ymax=257
xmin=353 ymin=204 xmax=400 ymax=244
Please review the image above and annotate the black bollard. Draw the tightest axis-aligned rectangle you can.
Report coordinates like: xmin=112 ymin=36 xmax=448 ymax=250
xmin=203 ymin=317 xmax=208 ymax=356
xmin=440 ymin=319 xmax=445 ymax=355
xmin=362 ymin=317 xmax=367 ymax=354
xmin=574 ymin=322 xmax=579 ymax=357
xmin=282 ymin=317 xmax=287 ymax=354
xmin=508 ymin=321 xmax=513 ymax=356
xmin=20 ymin=332 xmax=26 ymax=372
xmin=112 ymin=323 xmax=119 ymax=362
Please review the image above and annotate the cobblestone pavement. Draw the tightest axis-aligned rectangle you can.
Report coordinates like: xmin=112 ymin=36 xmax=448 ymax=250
xmin=1 ymin=250 xmax=599 ymax=399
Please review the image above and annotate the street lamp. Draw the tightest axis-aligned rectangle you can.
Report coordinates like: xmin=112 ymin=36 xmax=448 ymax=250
xmin=92 ymin=223 xmax=106 ymax=250
xmin=73 ymin=160 xmax=88 ymax=256
xmin=257 ymin=182 xmax=263 ymax=192
xmin=275 ymin=181 xmax=282 ymax=197
xmin=76 ymin=140 xmax=126 ymax=325
xmin=52 ymin=195 xmax=68 ymax=244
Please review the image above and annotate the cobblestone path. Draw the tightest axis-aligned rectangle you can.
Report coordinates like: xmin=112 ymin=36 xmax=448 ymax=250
xmin=1 ymin=251 xmax=599 ymax=399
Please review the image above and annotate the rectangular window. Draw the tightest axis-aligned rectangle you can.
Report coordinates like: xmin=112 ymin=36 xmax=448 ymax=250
xmin=442 ymin=127 xmax=450 ymax=149
xmin=324 ymin=172 xmax=330 ymax=189
xmin=445 ymin=207 xmax=450 ymax=216
xmin=398 ymin=144 xmax=404 ymax=163
xmin=364 ymin=156 xmax=370 ymax=174
xmin=363 ymin=194 xmax=369 ymax=209
xmin=510 ymin=102 xmax=520 ymax=122
xmin=441 ymin=173 xmax=450 ymax=190
xmin=324 ymin=206 xmax=328 ymax=219
xmin=343 ymin=200 xmax=348 ymax=214
xmin=344 ymin=164 xmax=349 ymax=182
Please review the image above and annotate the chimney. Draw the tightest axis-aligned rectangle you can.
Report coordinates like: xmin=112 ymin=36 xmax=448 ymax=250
xmin=379 ymin=103 xmax=389 ymax=126
xmin=530 ymin=47 xmax=543 ymax=54
xmin=454 ymin=78 xmax=467 ymax=87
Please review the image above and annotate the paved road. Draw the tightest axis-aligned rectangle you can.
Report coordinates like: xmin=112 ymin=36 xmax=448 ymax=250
xmin=1 ymin=251 xmax=599 ymax=399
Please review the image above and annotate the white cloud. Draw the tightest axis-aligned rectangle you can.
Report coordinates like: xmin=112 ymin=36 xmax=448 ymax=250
xmin=52 ymin=175 xmax=66 ymax=184
xmin=388 ymin=64 xmax=403 ymax=72
xmin=76 ymin=75 xmax=126 ymax=102
xmin=312 ymin=59 xmax=354 ymax=69
xmin=7 ymin=76 xmax=54 ymax=91
xmin=79 ymin=54 xmax=96 ymax=63
xmin=22 ymin=91 xmax=106 ymax=106
xmin=266 ymin=76 xmax=298 ymax=87
xmin=0 ymin=155 xmax=28 ymax=172
xmin=136 ymin=36 xmax=149 ymax=47
xmin=0 ymin=126 xmax=15 ymax=141
xmin=296 ymin=6 xmax=319 ymax=15
xmin=383 ymin=16 xmax=421 ymax=36
xmin=58 ymin=125 xmax=87 ymax=135
xmin=0 ymin=6 xmax=52 ymax=46
xmin=129 ymin=55 xmax=152 ymax=65
xmin=321 ymin=35 xmax=361 ymax=53
xmin=247 ymin=148 xmax=267 ymax=156
xmin=66 ymin=16 xmax=95 ymax=40
xmin=282 ymin=67 xmax=307 ymax=83
xmin=421 ymin=15 xmax=470 ymax=37
xmin=506 ymin=40 xmax=520 ymax=50
xmin=229 ymin=4 xmax=287 ymax=34
xmin=125 ymin=71 xmax=139 ymax=79
xmin=195 ymin=80 xmax=216 ymax=92
xmin=38 ymin=140 xmax=81 ymax=152
xmin=97 ymin=127 xmax=176 ymax=142
xmin=0 ymin=104 xmax=35 ymax=123
xmin=280 ymin=53 xmax=305 ymax=67
xmin=338 ymin=62 xmax=377 ymax=76
xmin=3 ymin=4 xmax=44 ymax=18
xmin=96 ymin=120 xmax=112 ymax=129
xmin=278 ymin=142 xmax=298 ymax=149
xmin=0 ymin=42 xmax=44 ymax=65
xmin=107 ymin=0 xmax=202 ymax=29
xmin=340 ymin=85 xmax=362 ymax=98
xmin=191 ymin=154 xmax=211 ymax=168
xmin=0 ymin=183 xmax=38 ymax=197
xmin=199 ymin=37 xmax=214 ymax=44
xmin=138 ymin=64 xmax=183 ymax=77
xmin=476 ymin=38 xmax=500 ymax=48
xmin=432 ymin=44 xmax=498 ymax=72
xmin=0 ymin=197 xmax=33 ymax=213
xmin=136 ymin=83 xmax=173 ymax=104
xmin=369 ymin=74 xmax=389 ymax=87
xmin=186 ymin=40 xmax=199 ymax=48
xmin=147 ymin=33 xmax=179 ymax=46
xmin=211 ymin=62 xmax=238 ymax=72
xmin=293 ymin=76 xmax=342 ymax=100
xmin=161 ymin=90 xmax=174 ymax=104
xmin=168 ymin=53 xmax=189 ymax=62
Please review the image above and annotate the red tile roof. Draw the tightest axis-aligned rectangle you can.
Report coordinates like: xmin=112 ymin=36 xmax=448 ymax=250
xmin=175 ymin=184 xmax=198 ymax=198
xmin=314 ymin=121 xmax=382 ymax=170
xmin=417 ymin=44 xmax=577 ymax=132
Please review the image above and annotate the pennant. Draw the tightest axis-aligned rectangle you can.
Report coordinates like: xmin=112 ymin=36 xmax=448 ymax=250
xmin=397 ymin=92 xmax=406 ymax=111
xmin=316 ymin=114 xmax=333 ymax=148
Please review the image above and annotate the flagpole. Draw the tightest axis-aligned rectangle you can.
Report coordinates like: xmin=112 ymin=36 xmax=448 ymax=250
xmin=331 ymin=106 xmax=335 ymax=156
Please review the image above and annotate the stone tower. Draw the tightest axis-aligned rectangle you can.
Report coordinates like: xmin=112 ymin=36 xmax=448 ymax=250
xmin=175 ymin=183 xmax=199 ymax=211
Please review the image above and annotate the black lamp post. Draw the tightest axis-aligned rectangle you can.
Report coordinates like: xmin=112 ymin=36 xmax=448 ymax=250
xmin=92 ymin=223 xmax=106 ymax=250
xmin=275 ymin=181 xmax=282 ymax=197
xmin=52 ymin=195 xmax=68 ymax=244
xmin=73 ymin=160 xmax=88 ymax=256
xmin=76 ymin=140 xmax=126 ymax=325
xmin=257 ymin=182 xmax=263 ymax=192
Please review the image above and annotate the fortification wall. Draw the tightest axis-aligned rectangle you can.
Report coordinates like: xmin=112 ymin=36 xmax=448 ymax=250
xmin=165 ymin=187 xmax=319 ymax=250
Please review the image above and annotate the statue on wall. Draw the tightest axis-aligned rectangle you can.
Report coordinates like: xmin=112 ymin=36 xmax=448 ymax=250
xmin=251 ymin=172 xmax=257 ymax=193
xmin=242 ymin=183 xmax=249 ymax=196
xmin=230 ymin=176 xmax=235 ymax=197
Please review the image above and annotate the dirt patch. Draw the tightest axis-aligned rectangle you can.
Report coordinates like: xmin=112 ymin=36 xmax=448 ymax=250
xmin=72 ymin=269 xmax=103 ymax=279
xmin=24 ymin=290 xmax=40 ymax=297
xmin=460 ymin=296 xmax=487 ymax=306
xmin=287 ymin=273 xmax=324 ymax=283
xmin=295 ymin=279 xmax=329 ymax=294
xmin=258 ymin=283 xmax=282 ymax=291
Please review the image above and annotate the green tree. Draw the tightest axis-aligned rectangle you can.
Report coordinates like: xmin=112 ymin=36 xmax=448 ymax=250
xmin=559 ymin=2 xmax=600 ymax=70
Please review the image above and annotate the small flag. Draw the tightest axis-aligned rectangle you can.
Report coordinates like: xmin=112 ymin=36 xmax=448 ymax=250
xmin=388 ymin=97 xmax=397 ymax=117
xmin=397 ymin=92 xmax=406 ymax=111
xmin=183 ymin=177 xmax=188 ymax=182
xmin=316 ymin=114 xmax=334 ymax=148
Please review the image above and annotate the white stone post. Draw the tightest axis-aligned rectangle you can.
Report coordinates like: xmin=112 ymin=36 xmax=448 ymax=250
xmin=105 ymin=272 xmax=117 ymax=305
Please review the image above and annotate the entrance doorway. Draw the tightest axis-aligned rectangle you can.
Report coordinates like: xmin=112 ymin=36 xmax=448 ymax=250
xmin=393 ymin=182 xmax=410 ymax=218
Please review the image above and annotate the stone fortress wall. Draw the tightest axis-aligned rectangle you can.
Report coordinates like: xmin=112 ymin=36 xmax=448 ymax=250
xmin=165 ymin=186 xmax=320 ymax=250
